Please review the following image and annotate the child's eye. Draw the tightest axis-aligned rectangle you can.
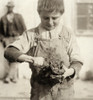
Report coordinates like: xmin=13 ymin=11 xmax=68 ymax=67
xmin=43 ymin=17 xmax=49 ymax=20
xmin=52 ymin=17 xmax=58 ymax=20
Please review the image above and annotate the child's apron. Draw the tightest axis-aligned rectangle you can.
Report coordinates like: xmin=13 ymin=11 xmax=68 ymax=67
xmin=29 ymin=28 xmax=74 ymax=100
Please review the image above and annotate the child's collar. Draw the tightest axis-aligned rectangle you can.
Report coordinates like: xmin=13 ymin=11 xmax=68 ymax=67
xmin=38 ymin=23 xmax=63 ymax=36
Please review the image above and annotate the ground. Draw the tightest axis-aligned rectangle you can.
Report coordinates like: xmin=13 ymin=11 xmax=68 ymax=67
xmin=0 ymin=79 xmax=93 ymax=100
xmin=74 ymin=79 xmax=93 ymax=100
xmin=0 ymin=79 xmax=30 ymax=100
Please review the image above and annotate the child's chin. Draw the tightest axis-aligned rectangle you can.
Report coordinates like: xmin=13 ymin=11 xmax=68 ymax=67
xmin=45 ymin=26 xmax=55 ymax=31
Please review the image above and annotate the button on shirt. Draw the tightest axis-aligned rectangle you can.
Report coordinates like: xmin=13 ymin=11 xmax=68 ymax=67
xmin=38 ymin=24 xmax=62 ymax=39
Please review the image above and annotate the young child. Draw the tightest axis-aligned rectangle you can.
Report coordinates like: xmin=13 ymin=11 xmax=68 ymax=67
xmin=4 ymin=0 xmax=83 ymax=99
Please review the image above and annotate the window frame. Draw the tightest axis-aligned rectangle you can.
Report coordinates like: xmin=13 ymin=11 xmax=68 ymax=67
xmin=76 ymin=0 xmax=93 ymax=36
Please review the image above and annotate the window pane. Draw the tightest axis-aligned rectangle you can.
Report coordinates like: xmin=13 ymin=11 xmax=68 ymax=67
xmin=77 ymin=3 xmax=93 ymax=31
xmin=77 ymin=3 xmax=88 ymax=15
xmin=77 ymin=17 xmax=87 ymax=30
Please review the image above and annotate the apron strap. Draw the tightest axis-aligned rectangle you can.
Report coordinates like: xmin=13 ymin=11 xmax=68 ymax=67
xmin=27 ymin=27 xmax=39 ymax=56
xmin=58 ymin=26 xmax=71 ymax=52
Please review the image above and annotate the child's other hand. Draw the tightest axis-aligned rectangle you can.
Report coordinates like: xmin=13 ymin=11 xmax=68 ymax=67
xmin=62 ymin=68 xmax=75 ymax=79
xmin=33 ymin=57 xmax=44 ymax=66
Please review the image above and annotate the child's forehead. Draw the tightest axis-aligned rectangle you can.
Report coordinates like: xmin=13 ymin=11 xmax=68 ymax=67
xmin=39 ymin=11 xmax=62 ymax=17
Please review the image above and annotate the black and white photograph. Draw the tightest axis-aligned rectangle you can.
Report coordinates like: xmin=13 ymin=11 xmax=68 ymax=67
xmin=0 ymin=0 xmax=93 ymax=100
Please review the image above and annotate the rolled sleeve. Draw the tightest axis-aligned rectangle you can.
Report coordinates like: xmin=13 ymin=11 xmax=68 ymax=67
xmin=4 ymin=29 xmax=35 ymax=62
xmin=67 ymin=29 xmax=83 ymax=76
xmin=7 ymin=30 xmax=34 ymax=53
xmin=68 ymin=31 xmax=83 ymax=65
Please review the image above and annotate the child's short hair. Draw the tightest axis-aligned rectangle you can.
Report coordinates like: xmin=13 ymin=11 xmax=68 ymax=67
xmin=37 ymin=0 xmax=64 ymax=14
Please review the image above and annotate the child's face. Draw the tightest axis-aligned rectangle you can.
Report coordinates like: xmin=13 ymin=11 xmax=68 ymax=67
xmin=39 ymin=11 xmax=62 ymax=31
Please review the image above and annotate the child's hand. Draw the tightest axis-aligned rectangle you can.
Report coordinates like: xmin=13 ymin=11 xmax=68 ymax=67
xmin=62 ymin=68 xmax=75 ymax=79
xmin=33 ymin=57 xmax=44 ymax=66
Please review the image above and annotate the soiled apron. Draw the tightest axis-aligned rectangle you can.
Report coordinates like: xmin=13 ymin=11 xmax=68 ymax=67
xmin=29 ymin=29 xmax=74 ymax=100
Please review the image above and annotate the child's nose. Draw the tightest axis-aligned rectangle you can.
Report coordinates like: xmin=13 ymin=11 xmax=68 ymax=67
xmin=48 ymin=18 xmax=54 ymax=26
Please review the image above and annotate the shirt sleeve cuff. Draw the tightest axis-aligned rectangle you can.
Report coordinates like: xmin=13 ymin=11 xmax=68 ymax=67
xmin=70 ymin=61 xmax=83 ymax=78
xmin=69 ymin=67 xmax=76 ymax=78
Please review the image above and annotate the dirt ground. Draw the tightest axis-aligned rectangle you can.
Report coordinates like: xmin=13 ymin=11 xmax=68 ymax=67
xmin=0 ymin=79 xmax=93 ymax=100
xmin=0 ymin=79 xmax=30 ymax=100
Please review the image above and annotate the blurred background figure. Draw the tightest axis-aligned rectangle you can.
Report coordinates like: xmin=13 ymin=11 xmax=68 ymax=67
xmin=0 ymin=1 xmax=26 ymax=83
